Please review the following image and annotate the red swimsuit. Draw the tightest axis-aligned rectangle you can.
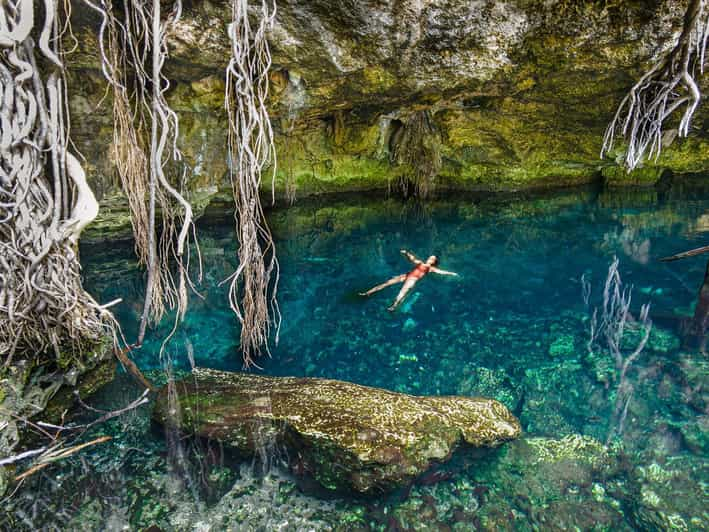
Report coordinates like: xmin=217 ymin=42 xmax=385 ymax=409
xmin=407 ymin=263 xmax=430 ymax=281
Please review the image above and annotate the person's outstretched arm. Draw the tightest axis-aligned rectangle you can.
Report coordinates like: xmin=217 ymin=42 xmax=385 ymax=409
xmin=360 ymin=274 xmax=406 ymax=296
xmin=431 ymin=267 xmax=458 ymax=276
xmin=401 ymin=249 xmax=422 ymax=264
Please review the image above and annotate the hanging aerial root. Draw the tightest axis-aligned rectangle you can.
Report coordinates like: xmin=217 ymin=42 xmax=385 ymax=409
xmin=86 ymin=0 xmax=198 ymax=348
xmin=602 ymin=0 xmax=709 ymax=170
xmin=223 ymin=0 xmax=281 ymax=367
xmin=390 ymin=110 xmax=442 ymax=199
xmin=0 ymin=0 xmax=112 ymax=360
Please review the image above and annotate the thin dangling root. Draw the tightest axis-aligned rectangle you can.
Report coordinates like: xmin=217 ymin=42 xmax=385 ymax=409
xmin=224 ymin=0 xmax=281 ymax=367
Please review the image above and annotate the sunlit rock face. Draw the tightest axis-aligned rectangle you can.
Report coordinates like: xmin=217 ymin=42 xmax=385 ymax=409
xmin=152 ymin=368 xmax=521 ymax=493
xmin=68 ymin=0 xmax=709 ymax=222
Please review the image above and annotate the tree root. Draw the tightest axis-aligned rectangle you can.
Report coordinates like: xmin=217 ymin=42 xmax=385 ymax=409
xmin=0 ymin=0 xmax=111 ymax=361
xmin=113 ymin=344 xmax=157 ymax=392
xmin=87 ymin=0 xmax=199 ymax=349
xmin=389 ymin=110 xmax=442 ymax=199
xmin=224 ymin=0 xmax=281 ymax=367
xmin=602 ymin=0 xmax=708 ymax=170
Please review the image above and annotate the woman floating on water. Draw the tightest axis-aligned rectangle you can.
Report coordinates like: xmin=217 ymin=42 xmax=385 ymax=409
xmin=360 ymin=249 xmax=458 ymax=311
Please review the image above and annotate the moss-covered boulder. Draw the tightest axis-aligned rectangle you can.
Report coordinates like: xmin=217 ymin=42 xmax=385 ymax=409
xmin=152 ymin=368 xmax=521 ymax=493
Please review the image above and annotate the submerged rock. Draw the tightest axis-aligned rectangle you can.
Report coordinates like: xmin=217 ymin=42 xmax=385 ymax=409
xmin=627 ymin=457 xmax=709 ymax=531
xmin=152 ymin=368 xmax=521 ymax=493
xmin=469 ymin=434 xmax=626 ymax=530
xmin=0 ymin=337 xmax=116 ymax=486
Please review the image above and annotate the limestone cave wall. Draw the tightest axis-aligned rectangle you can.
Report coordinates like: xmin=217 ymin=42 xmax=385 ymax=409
xmin=67 ymin=0 xmax=709 ymax=224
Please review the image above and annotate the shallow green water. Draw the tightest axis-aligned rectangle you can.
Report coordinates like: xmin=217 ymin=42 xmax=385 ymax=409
xmin=5 ymin=185 xmax=709 ymax=530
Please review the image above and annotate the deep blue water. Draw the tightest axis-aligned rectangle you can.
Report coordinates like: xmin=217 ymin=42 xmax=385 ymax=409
xmin=89 ymin=188 xmax=706 ymax=384
xmin=6 ymin=185 xmax=708 ymax=530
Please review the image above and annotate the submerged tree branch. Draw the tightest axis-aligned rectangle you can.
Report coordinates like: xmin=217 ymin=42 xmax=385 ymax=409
xmin=113 ymin=344 xmax=158 ymax=391
xmin=14 ymin=435 xmax=112 ymax=481
xmin=586 ymin=258 xmax=653 ymax=445
xmin=659 ymin=244 xmax=709 ymax=262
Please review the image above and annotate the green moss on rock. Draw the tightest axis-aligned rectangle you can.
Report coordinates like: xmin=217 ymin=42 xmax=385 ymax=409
xmin=469 ymin=434 xmax=625 ymax=530
xmin=0 ymin=337 xmax=116 ymax=493
xmin=629 ymin=456 xmax=708 ymax=531
xmin=65 ymin=0 xmax=709 ymax=236
xmin=549 ymin=334 xmax=577 ymax=358
xmin=152 ymin=368 xmax=521 ymax=493
xmin=41 ymin=353 xmax=117 ymax=422
xmin=603 ymin=165 xmax=669 ymax=187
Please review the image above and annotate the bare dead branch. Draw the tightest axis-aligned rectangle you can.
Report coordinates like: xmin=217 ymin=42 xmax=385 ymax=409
xmin=14 ymin=435 xmax=112 ymax=482
xmin=659 ymin=244 xmax=709 ymax=262
xmin=586 ymin=257 xmax=653 ymax=445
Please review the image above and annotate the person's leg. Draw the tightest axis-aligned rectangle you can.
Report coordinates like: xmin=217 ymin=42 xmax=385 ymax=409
xmin=388 ymin=278 xmax=416 ymax=311
xmin=360 ymin=274 xmax=405 ymax=296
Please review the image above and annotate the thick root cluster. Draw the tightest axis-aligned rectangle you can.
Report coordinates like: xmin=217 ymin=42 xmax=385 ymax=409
xmin=390 ymin=110 xmax=442 ymax=199
xmin=87 ymin=0 xmax=196 ymax=347
xmin=0 ymin=0 xmax=108 ymax=362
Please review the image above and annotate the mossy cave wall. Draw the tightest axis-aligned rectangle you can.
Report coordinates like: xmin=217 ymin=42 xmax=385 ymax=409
xmin=68 ymin=0 xmax=709 ymax=226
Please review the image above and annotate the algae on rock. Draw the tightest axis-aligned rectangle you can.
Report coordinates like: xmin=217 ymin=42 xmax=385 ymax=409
xmin=152 ymin=368 xmax=521 ymax=493
xmin=0 ymin=339 xmax=116 ymax=489
xmin=64 ymin=0 xmax=709 ymax=238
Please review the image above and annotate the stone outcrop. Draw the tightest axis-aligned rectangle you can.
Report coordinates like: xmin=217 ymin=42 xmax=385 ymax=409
xmin=0 ymin=339 xmax=116 ymax=496
xmin=152 ymin=368 xmax=521 ymax=493
xmin=66 ymin=0 xmax=709 ymax=235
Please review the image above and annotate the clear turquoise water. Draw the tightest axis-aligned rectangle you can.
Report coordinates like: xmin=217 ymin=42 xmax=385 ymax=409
xmin=5 ymin=185 xmax=709 ymax=530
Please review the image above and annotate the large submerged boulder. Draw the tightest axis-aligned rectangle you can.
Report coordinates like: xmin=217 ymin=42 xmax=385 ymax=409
xmin=152 ymin=368 xmax=521 ymax=493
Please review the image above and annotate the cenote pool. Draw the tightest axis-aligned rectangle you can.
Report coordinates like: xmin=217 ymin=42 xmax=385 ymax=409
xmin=5 ymin=185 xmax=708 ymax=530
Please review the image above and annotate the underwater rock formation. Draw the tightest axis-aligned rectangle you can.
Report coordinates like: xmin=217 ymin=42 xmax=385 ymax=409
xmin=152 ymin=368 xmax=521 ymax=493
